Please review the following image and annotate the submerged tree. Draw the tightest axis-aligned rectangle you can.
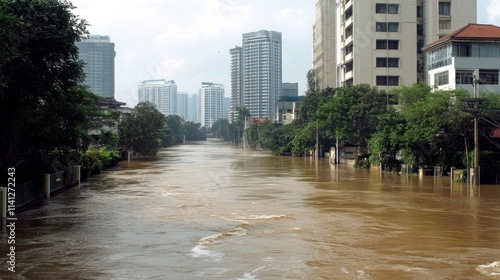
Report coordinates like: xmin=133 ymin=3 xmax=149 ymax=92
xmin=118 ymin=102 xmax=166 ymax=156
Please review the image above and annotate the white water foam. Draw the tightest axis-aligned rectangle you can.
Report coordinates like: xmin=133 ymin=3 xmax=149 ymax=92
xmin=190 ymin=227 xmax=247 ymax=260
xmin=237 ymin=266 xmax=266 ymax=280
xmin=477 ymin=261 xmax=500 ymax=276
xmin=190 ymin=245 xmax=223 ymax=260
xmin=238 ymin=214 xmax=287 ymax=220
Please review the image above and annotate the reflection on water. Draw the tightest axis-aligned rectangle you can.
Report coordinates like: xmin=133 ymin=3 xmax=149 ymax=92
xmin=1 ymin=140 xmax=500 ymax=279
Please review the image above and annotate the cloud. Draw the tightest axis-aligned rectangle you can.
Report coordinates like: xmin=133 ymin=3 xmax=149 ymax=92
xmin=487 ymin=0 xmax=500 ymax=24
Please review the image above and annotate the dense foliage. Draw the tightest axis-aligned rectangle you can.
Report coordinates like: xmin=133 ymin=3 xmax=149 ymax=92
xmin=0 ymin=0 xmax=104 ymax=182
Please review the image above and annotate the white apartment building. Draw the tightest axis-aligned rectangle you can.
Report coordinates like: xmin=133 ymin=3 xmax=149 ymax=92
xmin=314 ymin=0 xmax=477 ymax=90
xmin=230 ymin=30 xmax=282 ymax=120
xmin=197 ymin=82 xmax=225 ymax=127
xmin=425 ymin=24 xmax=500 ymax=94
xmin=138 ymin=79 xmax=177 ymax=116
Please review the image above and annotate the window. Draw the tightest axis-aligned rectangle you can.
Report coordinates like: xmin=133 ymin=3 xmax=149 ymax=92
xmin=376 ymin=40 xmax=387 ymax=49
xmin=345 ymin=6 xmax=353 ymax=20
xmin=456 ymin=70 xmax=474 ymax=84
xmin=417 ymin=6 xmax=423 ymax=17
xmin=479 ymin=70 xmax=499 ymax=85
xmin=376 ymin=58 xmax=399 ymax=68
xmin=388 ymin=40 xmax=399 ymax=49
xmin=345 ymin=26 xmax=353 ymax=38
xmin=376 ymin=57 xmax=387 ymax=67
xmin=376 ymin=3 xmax=399 ymax=14
xmin=376 ymin=40 xmax=399 ymax=50
xmin=376 ymin=76 xmax=399 ymax=86
xmin=435 ymin=71 xmax=449 ymax=86
xmin=345 ymin=61 xmax=353 ymax=72
xmin=345 ymin=44 xmax=353 ymax=55
xmin=375 ymin=3 xmax=387 ymax=14
xmin=439 ymin=2 xmax=451 ymax=15
xmin=388 ymin=4 xmax=399 ymax=14
xmin=439 ymin=20 xmax=451 ymax=29
xmin=388 ymin=58 xmax=399 ymax=67
xmin=417 ymin=40 xmax=424 ymax=53
xmin=417 ymin=24 xmax=424 ymax=36
xmin=376 ymin=22 xmax=387 ymax=32
xmin=388 ymin=22 xmax=399 ymax=32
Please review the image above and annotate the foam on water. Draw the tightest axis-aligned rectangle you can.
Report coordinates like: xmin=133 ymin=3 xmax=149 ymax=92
xmin=476 ymin=261 xmax=500 ymax=276
xmin=190 ymin=227 xmax=247 ymax=261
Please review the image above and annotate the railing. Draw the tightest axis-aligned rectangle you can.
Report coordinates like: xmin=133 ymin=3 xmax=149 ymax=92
xmin=1 ymin=166 xmax=81 ymax=219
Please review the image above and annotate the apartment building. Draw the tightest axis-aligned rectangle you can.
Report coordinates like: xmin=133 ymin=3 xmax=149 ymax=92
xmin=138 ymin=79 xmax=177 ymax=116
xmin=424 ymin=24 xmax=500 ymax=94
xmin=314 ymin=0 xmax=477 ymax=90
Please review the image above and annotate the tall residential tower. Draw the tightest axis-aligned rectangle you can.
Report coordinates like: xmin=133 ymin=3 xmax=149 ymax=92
xmin=138 ymin=79 xmax=177 ymax=116
xmin=76 ymin=35 xmax=116 ymax=98
xmin=230 ymin=30 xmax=283 ymax=121
xmin=197 ymin=82 xmax=225 ymax=127
xmin=313 ymin=0 xmax=477 ymax=90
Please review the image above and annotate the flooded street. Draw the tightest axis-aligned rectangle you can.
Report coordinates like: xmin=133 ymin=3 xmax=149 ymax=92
xmin=2 ymin=140 xmax=500 ymax=279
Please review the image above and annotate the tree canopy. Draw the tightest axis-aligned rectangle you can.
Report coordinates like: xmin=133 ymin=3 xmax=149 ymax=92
xmin=0 ymin=0 xmax=97 ymax=173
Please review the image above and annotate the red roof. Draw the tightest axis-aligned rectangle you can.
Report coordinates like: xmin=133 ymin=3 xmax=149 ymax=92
xmin=492 ymin=128 xmax=500 ymax=138
xmin=424 ymin=24 xmax=500 ymax=51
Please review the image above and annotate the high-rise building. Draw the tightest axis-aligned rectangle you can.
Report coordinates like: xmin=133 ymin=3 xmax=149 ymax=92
xmin=313 ymin=0 xmax=477 ymax=90
xmin=229 ymin=46 xmax=243 ymax=122
xmin=230 ymin=30 xmax=282 ymax=121
xmin=282 ymin=82 xmax=299 ymax=97
xmin=187 ymin=94 xmax=198 ymax=123
xmin=138 ymin=79 xmax=177 ymax=116
xmin=197 ymin=82 xmax=225 ymax=127
xmin=177 ymin=92 xmax=189 ymax=120
xmin=76 ymin=35 xmax=115 ymax=98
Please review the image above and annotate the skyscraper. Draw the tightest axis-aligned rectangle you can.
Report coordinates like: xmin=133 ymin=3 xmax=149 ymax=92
xmin=230 ymin=30 xmax=282 ymax=121
xmin=197 ymin=82 xmax=225 ymax=127
xmin=176 ymin=92 xmax=189 ymax=120
xmin=313 ymin=0 xmax=477 ymax=90
xmin=138 ymin=79 xmax=177 ymax=116
xmin=76 ymin=35 xmax=115 ymax=98
xmin=229 ymin=46 xmax=243 ymax=122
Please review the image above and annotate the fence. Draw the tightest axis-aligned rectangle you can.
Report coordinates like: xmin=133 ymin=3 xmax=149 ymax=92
xmin=1 ymin=166 xmax=81 ymax=218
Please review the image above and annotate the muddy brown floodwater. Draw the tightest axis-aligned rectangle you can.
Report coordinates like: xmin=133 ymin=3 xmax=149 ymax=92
xmin=1 ymin=140 xmax=500 ymax=279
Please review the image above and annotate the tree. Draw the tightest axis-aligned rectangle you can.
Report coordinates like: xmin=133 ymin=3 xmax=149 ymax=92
xmin=0 ymin=0 xmax=94 ymax=173
xmin=317 ymin=84 xmax=388 ymax=147
xmin=183 ymin=121 xmax=206 ymax=141
xmin=306 ymin=69 xmax=317 ymax=94
xmin=118 ymin=102 xmax=166 ymax=156
xmin=163 ymin=114 xmax=184 ymax=146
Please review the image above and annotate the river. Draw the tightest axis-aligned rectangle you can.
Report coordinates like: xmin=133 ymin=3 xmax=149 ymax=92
xmin=2 ymin=140 xmax=500 ymax=279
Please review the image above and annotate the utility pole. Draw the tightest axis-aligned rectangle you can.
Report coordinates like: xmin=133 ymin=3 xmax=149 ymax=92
xmin=472 ymin=76 xmax=480 ymax=185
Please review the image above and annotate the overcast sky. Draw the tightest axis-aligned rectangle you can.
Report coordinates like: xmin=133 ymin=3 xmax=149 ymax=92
xmin=70 ymin=0 xmax=500 ymax=108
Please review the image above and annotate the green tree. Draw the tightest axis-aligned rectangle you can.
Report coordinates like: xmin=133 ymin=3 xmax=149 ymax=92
xmin=368 ymin=108 xmax=406 ymax=167
xmin=183 ymin=121 xmax=206 ymax=141
xmin=397 ymin=83 xmax=469 ymax=169
xmin=317 ymin=84 xmax=388 ymax=147
xmin=0 ymin=0 xmax=93 ymax=171
xmin=163 ymin=114 xmax=184 ymax=146
xmin=210 ymin=119 xmax=230 ymax=141
xmin=118 ymin=102 xmax=166 ymax=156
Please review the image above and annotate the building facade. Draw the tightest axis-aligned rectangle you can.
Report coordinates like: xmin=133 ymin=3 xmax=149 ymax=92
xmin=176 ymin=92 xmax=189 ymax=120
xmin=314 ymin=0 xmax=477 ymax=90
xmin=229 ymin=46 xmax=243 ymax=122
xmin=197 ymin=82 xmax=225 ymax=127
xmin=424 ymin=24 xmax=500 ymax=94
xmin=138 ymin=79 xmax=177 ymax=116
xmin=230 ymin=30 xmax=283 ymax=121
xmin=76 ymin=35 xmax=116 ymax=98
xmin=283 ymin=82 xmax=299 ymax=97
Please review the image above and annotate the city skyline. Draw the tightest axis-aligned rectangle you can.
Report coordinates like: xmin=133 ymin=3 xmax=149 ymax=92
xmin=71 ymin=0 xmax=500 ymax=107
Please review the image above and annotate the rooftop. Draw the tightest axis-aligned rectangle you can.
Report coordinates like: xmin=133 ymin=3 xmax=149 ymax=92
xmin=423 ymin=24 xmax=500 ymax=51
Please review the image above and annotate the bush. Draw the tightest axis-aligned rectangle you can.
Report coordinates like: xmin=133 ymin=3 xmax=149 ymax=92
xmin=80 ymin=147 xmax=120 ymax=175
